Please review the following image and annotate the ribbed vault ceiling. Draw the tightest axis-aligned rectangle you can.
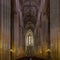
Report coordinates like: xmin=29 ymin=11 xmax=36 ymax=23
xmin=19 ymin=0 xmax=41 ymax=30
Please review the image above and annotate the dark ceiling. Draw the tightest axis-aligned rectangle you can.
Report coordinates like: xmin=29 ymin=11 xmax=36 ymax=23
xmin=19 ymin=0 xmax=41 ymax=30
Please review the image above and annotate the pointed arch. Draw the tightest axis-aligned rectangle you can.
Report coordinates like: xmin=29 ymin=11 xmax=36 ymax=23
xmin=25 ymin=29 xmax=34 ymax=47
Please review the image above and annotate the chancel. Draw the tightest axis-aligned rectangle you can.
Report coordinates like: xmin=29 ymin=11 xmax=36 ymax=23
xmin=0 ymin=0 xmax=60 ymax=60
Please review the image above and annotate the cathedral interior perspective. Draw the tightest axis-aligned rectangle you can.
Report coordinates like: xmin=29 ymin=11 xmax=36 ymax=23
xmin=0 ymin=0 xmax=60 ymax=60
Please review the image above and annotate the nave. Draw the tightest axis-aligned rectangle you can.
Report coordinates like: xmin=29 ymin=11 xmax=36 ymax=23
xmin=0 ymin=0 xmax=60 ymax=60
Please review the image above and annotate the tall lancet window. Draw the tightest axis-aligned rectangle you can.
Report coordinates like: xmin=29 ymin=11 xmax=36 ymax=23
xmin=28 ymin=34 xmax=32 ymax=45
xmin=25 ymin=30 xmax=34 ymax=47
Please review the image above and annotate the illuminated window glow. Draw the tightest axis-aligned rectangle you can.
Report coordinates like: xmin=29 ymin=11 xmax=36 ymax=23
xmin=25 ymin=30 xmax=34 ymax=46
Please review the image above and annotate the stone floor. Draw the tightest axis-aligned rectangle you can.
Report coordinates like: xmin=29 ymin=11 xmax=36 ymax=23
xmin=16 ymin=57 xmax=47 ymax=60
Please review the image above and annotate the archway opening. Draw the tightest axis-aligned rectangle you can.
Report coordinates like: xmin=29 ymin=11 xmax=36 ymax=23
xmin=25 ymin=29 xmax=34 ymax=56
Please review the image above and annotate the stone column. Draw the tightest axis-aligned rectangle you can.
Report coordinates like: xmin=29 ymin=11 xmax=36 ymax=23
xmin=0 ymin=0 xmax=11 ymax=60
xmin=50 ymin=0 xmax=60 ymax=60
xmin=0 ymin=0 xmax=2 ymax=59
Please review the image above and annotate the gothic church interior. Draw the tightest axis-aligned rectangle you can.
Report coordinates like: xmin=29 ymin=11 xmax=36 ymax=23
xmin=0 ymin=0 xmax=60 ymax=60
